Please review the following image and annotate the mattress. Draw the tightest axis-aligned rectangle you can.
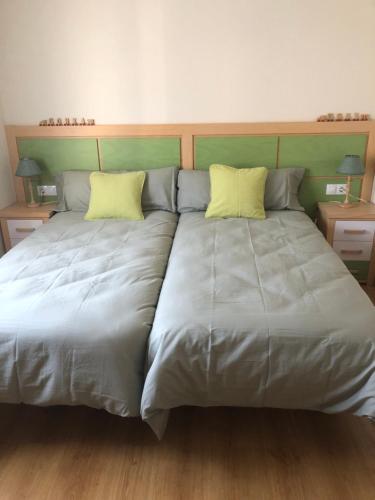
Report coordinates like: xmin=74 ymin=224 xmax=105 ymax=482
xmin=0 ymin=210 xmax=177 ymax=417
xmin=141 ymin=211 xmax=375 ymax=438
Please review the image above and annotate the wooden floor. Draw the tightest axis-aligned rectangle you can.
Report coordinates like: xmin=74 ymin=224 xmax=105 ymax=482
xmin=0 ymin=404 xmax=374 ymax=500
xmin=0 ymin=287 xmax=373 ymax=500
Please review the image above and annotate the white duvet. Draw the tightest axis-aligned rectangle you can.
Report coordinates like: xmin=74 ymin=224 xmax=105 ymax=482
xmin=142 ymin=211 xmax=375 ymax=438
xmin=0 ymin=210 xmax=177 ymax=416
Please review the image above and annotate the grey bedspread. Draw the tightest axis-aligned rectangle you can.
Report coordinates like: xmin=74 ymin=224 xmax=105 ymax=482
xmin=141 ymin=211 xmax=375 ymax=438
xmin=0 ymin=210 xmax=177 ymax=417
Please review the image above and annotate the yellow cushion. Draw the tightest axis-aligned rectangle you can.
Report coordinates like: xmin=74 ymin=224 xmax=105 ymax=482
xmin=85 ymin=171 xmax=145 ymax=220
xmin=205 ymin=164 xmax=268 ymax=219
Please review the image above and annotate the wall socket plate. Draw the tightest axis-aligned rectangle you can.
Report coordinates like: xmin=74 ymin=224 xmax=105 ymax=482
xmin=336 ymin=184 xmax=347 ymax=194
xmin=326 ymin=184 xmax=347 ymax=195
xmin=37 ymin=185 xmax=57 ymax=197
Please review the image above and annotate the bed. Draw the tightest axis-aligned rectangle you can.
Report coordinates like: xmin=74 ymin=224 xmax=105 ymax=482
xmin=141 ymin=211 xmax=375 ymax=438
xmin=0 ymin=210 xmax=177 ymax=417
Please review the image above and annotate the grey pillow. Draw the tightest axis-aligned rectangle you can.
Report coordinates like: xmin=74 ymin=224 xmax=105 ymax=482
xmin=141 ymin=166 xmax=179 ymax=212
xmin=177 ymin=168 xmax=305 ymax=213
xmin=56 ymin=166 xmax=179 ymax=213
xmin=56 ymin=171 xmax=91 ymax=212
xmin=177 ymin=170 xmax=210 ymax=213
xmin=55 ymin=173 xmax=66 ymax=211
xmin=264 ymin=168 xmax=305 ymax=211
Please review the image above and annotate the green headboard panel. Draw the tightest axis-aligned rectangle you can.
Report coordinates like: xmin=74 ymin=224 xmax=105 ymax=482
xmin=194 ymin=136 xmax=278 ymax=170
xmin=15 ymin=132 xmax=368 ymax=219
xmin=17 ymin=138 xmax=99 ymax=184
xmin=100 ymin=137 xmax=181 ymax=170
xmin=299 ymin=177 xmax=362 ymax=218
xmin=278 ymin=134 xmax=368 ymax=176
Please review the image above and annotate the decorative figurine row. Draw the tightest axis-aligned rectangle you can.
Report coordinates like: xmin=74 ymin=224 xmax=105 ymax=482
xmin=317 ymin=113 xmax=370 ymax=122
xmin=39 ymin=118 xmax=96 ymax=126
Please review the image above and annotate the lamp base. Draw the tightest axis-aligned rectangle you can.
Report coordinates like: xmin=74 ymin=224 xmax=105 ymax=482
xmin=338 ymin=202 xmax=359 ymax=209
xmin=23 ymin=177 xmax=40 ymax=208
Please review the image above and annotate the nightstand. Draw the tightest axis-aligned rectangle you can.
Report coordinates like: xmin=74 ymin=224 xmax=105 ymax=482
xmin=0 ymin=203 xmax=57 ymax=252
xmin=317 ymin=202 xmax=375 ymax=286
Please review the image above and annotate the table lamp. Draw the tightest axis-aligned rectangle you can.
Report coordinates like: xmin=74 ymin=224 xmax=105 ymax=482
xmin=336 ymin=155 xmax=364 ymax=208
xmin=15 ymin=158 xmax=41 ymax=208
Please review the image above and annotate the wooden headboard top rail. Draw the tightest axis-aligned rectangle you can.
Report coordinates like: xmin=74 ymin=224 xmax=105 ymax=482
xmin=6 ymin=121 xmax=375 ymax=206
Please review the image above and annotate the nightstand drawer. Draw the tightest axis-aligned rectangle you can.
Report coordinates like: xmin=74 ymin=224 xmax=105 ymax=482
xmin=332 ymin=241 xmax=372 ymax=261
xmin=334 ymin=220 xmax=375 ymax=242
xmin=7 ymin=219 xmax=43 ymax=239
xmin=10 ymin=238 xmax=24 ymax=248
xmin=344 ymin=261 xmax=370 ymax=283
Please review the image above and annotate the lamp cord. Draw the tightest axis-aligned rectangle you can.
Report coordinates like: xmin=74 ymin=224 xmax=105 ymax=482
xmin=348 ymin=193 xmax=374 ymax=204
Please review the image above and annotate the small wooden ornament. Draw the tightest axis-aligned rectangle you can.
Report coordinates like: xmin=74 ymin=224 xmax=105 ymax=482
xmin=39 ymin=117 xmax=96 ymax=126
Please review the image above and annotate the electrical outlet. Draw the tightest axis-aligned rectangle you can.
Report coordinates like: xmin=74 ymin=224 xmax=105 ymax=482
xmin=336 ymin=184 xmax=347 ymax=194
xmin=326 ymin=184 xmax=337 ymax=195
xmin=37 ymin=185 xmax=57 ymax=197
xmin=326 ymin=184 xmax=347 ymax=195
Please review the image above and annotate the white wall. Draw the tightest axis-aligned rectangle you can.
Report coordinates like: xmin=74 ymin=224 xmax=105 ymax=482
xmin=0 ymin=106 xmax=16 ymax=255
xmin=0 ymin=0 xmax=374 ymax=125
xmin=0 ymin=0 xmax=374 ymax=200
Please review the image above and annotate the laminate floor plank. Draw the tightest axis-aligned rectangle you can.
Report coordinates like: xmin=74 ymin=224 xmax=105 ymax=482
xmin=0 ymin=405 xmax=374 ymax=500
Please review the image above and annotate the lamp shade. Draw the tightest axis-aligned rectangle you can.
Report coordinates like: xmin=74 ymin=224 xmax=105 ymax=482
xmin=15 ymin=158 xmax=41 ymax=177
xmin=336 ymin=155 xmax=364 ymax=176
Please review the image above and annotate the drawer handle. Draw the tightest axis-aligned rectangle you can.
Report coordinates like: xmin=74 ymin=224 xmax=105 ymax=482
xmin=343 ymin=229 xmax=366 ymax=235
xmin=15 ymin=227 xmax=36 ymax=233
xmin=341 ymin=249 xmax=363 ymax=255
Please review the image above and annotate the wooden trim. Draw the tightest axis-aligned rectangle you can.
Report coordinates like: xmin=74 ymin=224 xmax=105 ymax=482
xmin=303 ymin=175 xmax=364 ymax=180
xmin=0 ymin=219 xmax=11 ymax=252
xmin=12 ymin=226 xmax=36 ymax=233
xmin=369 ymin=233 xmax=375 ymax=286
xmin=326 ymin=219 xmax=335 ymax=245
xmin=340 ymin=249 xmax=364 ymax=256
xmin=6 ymin=121 xmax=375 ymax=139
xmin=181 ymin=134 xmax=193 ymax=170
xmin=275 ymin=136 xmax=280 ymax=169
xmin=363 ymin=123 xmax=375 ymax=201
xmin=317 ymin=202 xmax=375 ymax=220
xmin=96 ymin=139 xmax=103 ymax=171
xmin=343 ymin=229 xmax=367 ymax=235
xmin=0 ymin=203 xmax=57 ymax=219
xmin=6 ymin=121 xmax=375 ymax=203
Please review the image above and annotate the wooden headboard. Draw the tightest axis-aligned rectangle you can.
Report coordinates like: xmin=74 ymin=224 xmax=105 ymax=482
xmin=5 ymin=121 xmax=375 ymax=218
